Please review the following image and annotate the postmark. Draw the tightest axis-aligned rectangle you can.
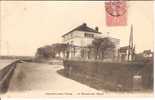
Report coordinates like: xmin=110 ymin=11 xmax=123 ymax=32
xmin=105 ymin=0 xmax=127 ymax=26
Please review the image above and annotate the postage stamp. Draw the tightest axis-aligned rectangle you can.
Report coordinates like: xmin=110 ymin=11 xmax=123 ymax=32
xmin=105 ymin=0 xmax=127 ymax=26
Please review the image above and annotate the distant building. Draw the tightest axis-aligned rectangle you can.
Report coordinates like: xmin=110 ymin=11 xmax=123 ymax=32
xmin=142 ymin=50 xmax=153 ymax=62
xmin=135 ymin=50 xmax=153 ymax=62
xmin=118 ymin=46 xmax=129 ymax=61
xmin=62 ymin=23 xmax=120 ymax=61
xmin=143 ymin=50 xmax=153 ymax=58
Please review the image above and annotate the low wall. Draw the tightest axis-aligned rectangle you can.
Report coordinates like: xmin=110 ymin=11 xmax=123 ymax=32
xmin=63 ymin=60 xmax=153 ymax=91
xmin=0 ymin=60 xmax=20 ymax=93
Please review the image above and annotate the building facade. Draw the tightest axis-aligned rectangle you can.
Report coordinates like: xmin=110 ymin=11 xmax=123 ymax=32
xmin=62 ymin=23 xmax=120 ymax=61
xmin=62 ymin=23 xmax=102 ymax=46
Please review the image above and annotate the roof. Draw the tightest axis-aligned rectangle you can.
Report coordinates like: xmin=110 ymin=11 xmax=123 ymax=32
xmin=120 ymin=46 xmax=129 ymax=50
xmin=143 ymin=50 xmax=153 ymax=55
xmin=119 ymin=46 xmax=129 ymax=52
xmin=62 ymin=23 xmax=102 ymax=37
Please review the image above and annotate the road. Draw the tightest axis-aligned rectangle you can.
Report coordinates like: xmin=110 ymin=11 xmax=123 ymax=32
xmin=6 ymin=62 xmax=99 ymax=96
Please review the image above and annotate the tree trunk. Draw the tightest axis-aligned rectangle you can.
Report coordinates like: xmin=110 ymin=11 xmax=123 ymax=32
xmin=102 ymin=51 xmax=105 ymax=60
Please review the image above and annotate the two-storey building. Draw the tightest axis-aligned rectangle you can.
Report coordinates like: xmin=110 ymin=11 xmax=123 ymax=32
xmin=62 ymin=23 xmax=120 ymax=60
xmin=62 ymin=23 xmax=102 ymax=46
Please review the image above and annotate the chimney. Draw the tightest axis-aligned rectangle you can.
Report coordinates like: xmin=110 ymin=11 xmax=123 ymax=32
xmin=95 ymin=26 xmax=99 ymax=32
xmin=83 ymin=23 xmax=87 ymax=27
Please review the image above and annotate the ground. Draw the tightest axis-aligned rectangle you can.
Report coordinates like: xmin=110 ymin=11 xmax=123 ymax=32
xmin=6 ymin=62 xmax=100 ymax=96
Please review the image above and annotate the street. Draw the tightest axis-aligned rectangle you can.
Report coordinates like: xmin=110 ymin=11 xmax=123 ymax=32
xmin=6 ymin=62 xmax=99 ymax=96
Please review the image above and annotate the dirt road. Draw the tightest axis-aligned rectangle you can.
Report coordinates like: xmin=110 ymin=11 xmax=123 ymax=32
xmin=7 ymin=62 xmax=99 ymax=96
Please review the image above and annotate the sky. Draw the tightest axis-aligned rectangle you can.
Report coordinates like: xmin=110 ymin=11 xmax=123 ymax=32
xmin=0 ymin=1 xmax=154 ymax=56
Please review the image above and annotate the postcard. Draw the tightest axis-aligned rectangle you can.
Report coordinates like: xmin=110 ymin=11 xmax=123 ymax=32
xmin=0 ymin=0 xmax=154 ymax=98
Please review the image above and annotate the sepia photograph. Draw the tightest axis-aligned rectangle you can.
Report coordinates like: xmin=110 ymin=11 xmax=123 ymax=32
xmin=0 ymin=0 xmax=154 ymax=97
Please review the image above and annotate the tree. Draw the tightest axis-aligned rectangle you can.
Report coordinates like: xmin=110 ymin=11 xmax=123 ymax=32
xmin=92 ymin=37 xmax=115 ymax=60
xmin=92 ymin=38 xmax=103 ymax=59
xmin=35 ymin=45 xmax=55 ymax=59
xmin=35 ymin=43 xmax=70 ymax=60
xmin=52 ymin=43 xmax=69 ymax=58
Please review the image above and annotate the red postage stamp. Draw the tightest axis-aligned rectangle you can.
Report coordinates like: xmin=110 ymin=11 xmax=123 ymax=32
xmin=105 ymin=0 xmax=127 ymax=26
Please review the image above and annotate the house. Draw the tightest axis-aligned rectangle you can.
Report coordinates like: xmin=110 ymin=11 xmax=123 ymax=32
xmin=134 ymin=50 xmax=153 ymax=62
xmin=142 ymin=50 xmax=153 ymax=62
xmin=62 ymin=23 xmax=102 ymax=46
xmin=143 ymin=50 xmax=153 ymax=58
xmin=118 ymin=46 xmax=129 ymax=61
xmin=118 ymin=45 xmax=135 ymax=62
xmin=62 ymin=23 xmax=120 ymax=60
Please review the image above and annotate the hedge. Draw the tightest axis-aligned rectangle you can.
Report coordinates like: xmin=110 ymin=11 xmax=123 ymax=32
xmin=63 ymin=60 xmax=153 ymax=91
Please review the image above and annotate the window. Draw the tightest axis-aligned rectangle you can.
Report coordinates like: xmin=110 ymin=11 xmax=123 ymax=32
xmin=84 ymin=33 xmax=94 ymax=38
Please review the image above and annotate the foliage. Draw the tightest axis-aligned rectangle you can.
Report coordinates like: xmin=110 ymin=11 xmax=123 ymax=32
xmin=91 ymin=37 xmax=115 ymax=60
xmin=35 ymin=43 xmax=70 ymax=59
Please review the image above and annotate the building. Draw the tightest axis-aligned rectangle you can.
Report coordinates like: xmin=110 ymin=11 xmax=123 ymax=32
xmin=142 ymin=50 xmax=153 ymax=62
xmin=143 ymin=50 xmax=153 ymax=58
xmin=118 ymin=46 xmax=130 ymax=61
xmin=62 ymin=23 xmax=120 ymax=61
xmin=62 ymin=23 xmax=102 ymax=46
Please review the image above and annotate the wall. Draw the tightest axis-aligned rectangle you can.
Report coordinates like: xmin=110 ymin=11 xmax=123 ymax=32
xmin=0 ymin=60 xmax=20 ymax=93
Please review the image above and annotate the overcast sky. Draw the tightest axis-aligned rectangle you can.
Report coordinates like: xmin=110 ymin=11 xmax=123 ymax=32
xmin=0 ymin=1 xmax=153 ymax=56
